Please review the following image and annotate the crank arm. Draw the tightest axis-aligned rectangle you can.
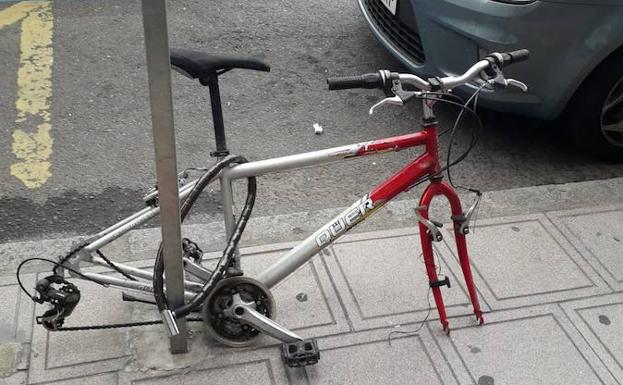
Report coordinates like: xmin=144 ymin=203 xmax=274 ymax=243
xmin=228 ymin=294 xmax=302 ymax=343
xmin=183 ymin=257 xmax=213 ymax=283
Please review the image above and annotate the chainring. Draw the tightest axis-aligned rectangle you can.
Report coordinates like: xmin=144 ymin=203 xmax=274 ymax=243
xmin=202 ymin=276 xmax=275 ymax=347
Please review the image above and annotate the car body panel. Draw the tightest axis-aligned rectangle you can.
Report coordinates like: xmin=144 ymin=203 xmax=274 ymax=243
xmin=359 ymin=0 xmax=623 ymax=119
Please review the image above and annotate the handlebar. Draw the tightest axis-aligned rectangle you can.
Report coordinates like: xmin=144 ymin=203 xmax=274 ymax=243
xmin=327 ymin=49 xmax=530 ymax=93
xmin=491 ymin=49 xmax=530 ymax=67
xmin=327 ymin=73 xmax=385 ymax=90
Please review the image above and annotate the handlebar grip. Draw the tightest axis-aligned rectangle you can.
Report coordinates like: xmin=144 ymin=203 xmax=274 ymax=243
xmin=327 ymin=73 xmax=384 ymax=90
xmin=498 ymin=49 xmax=530 ymax=67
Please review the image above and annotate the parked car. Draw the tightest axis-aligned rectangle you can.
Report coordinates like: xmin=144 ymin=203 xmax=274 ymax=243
xmin=359 ymin=0 xmax=623 ymax=161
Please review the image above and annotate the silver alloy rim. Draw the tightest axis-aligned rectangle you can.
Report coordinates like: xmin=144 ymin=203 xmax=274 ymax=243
xmin=601 ymin=77 xmax=623 ymax=147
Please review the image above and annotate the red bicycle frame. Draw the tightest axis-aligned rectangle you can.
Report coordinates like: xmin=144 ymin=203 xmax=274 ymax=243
xmin=219 ymin=106 xmax=485 ymax=332
xmin=358 ymin=120 xmax=484 ymax=331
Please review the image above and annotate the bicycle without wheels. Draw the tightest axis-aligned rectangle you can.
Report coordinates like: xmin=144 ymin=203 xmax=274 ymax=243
xmin=18 ymin=49 xmax=530 ymax=367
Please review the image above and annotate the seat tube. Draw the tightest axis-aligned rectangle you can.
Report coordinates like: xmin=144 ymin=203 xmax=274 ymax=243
xmin=207 ymin=75 xmax=229 ymax=157
xmin=220 ymin=172 xmax=240 ymax=268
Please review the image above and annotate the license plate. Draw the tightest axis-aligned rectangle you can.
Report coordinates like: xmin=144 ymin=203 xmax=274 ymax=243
xmin=380 ymin=0 xmax=397 ymax=15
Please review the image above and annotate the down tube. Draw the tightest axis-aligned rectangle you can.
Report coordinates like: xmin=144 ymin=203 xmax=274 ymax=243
xmin=256 ymin=152 xmax=435 ymax=289
xmin=256 ymin=193 xmax=385 ymax=289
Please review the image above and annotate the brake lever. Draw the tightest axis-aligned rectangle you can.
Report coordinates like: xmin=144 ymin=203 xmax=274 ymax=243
xmin=486 ymin=70 xmax=528 ymax=93
xmin=369 ymin=80 xmax=418 ymax=115
xmin=369 ymin=95 xmax=404 ymax=115
xmin=506 ymin=78 xmax=528 ymax=92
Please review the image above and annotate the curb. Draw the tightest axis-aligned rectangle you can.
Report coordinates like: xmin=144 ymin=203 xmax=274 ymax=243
xmin=2 ymin=177 xmax=622 ymax=274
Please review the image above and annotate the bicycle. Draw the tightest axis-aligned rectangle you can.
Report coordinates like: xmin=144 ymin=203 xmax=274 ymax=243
xmin=17 ymin=48 xmax=530 ymax=367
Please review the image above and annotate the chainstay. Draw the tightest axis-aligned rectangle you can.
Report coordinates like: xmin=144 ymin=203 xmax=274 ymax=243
xmin=52 ymin=317 xmax=203 ymax=331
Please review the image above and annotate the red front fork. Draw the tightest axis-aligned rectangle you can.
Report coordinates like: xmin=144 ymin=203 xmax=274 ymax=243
xmin=366 ymin=120 xmax=484 ymax=332
xmin=417 ymin=179 xmax=484 ymax=332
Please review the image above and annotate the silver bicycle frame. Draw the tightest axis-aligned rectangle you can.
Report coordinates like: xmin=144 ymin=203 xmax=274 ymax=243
xmin=220 ymin=144 xmax=383 ymax=288
xmin=69 ymin=138 xmax=412 ymax=295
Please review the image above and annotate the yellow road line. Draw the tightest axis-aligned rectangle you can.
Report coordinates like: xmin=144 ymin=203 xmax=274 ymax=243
xmin=1 ymin=1 xmax=54 ymax=189
xmin=0 ymin=1 xmax=40 ymax=29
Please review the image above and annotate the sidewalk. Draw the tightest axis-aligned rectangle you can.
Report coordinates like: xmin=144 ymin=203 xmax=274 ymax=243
xmin=1 ymin=178 xmax=622 ymax=385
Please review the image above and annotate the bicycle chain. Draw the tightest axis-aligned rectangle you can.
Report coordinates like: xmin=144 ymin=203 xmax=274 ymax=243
xmin=53 ymin=241 xmax=89 ymax=275
xmin=44 ymin=242 xmax=161 ymax=331
xmin=95 ymin=249 xmax=137 ymax=281
xmin=51 ymin=317 xmax=203 ymax=331
xmin=44 ymin=240 xmax=209 ymax=331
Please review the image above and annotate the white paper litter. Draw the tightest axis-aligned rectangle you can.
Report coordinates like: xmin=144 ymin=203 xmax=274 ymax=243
xmin=313 ymin=123 xmax=323 ymax=135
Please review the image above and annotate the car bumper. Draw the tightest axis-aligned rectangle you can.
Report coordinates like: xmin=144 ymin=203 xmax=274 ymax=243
xmin=358 ymin=0 xmax=618 ymax=120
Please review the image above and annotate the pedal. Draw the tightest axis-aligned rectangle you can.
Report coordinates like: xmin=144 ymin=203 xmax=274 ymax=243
xmin=281 ymin=339 xmax=320 ymax=367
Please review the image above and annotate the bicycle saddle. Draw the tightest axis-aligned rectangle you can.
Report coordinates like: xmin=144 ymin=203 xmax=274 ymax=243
xmin=170 ymin=48 xmax=270 ymax=81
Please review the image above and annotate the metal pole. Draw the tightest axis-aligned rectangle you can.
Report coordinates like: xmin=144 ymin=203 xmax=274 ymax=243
xmin=140 ymin=0 xmax=188 ymax=353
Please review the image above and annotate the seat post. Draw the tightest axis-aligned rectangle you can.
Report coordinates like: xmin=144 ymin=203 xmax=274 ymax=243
xmin=205 ymin=74 xmax=229 ymax=158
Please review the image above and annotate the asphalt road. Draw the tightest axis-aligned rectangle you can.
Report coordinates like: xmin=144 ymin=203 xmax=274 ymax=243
xmin=1 ymin=0 xmax=622 ymax=243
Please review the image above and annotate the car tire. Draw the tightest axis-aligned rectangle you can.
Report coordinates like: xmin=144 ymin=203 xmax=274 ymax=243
xmin=563 ymin=49 xmax=623 ymax=162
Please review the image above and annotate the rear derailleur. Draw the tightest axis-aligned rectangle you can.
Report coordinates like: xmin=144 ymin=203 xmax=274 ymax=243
xmin=33 ymin=275 xmax=81 ymax=331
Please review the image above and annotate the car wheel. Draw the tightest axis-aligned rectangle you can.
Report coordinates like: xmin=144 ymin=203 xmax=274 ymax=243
xmin=564 ymin=50 xmax=623 ymax=162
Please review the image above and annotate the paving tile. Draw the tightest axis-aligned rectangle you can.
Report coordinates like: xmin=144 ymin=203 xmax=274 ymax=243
xmin=11 ymin=206 xmax=621 ymax=383
xmin=560 ymin=294 xmax=623 ymax=382
xmin=326 ymin=228 xmax=487 ymax=331
xmin=43 ymin=281 xmax=131 ymax=368
xmin=132 ymin=360 xmax=275 ymax=385
xmin=28 ymin=268 xmax=137 ymax=383
xmin=445 ymin=315 xmax=605 ymax=385
xmin=0 ymin=275 xmax=35 ymax=343
xmin=0 ymin=285 xmax=22 ymax=341
xmin=127 ymin=246 xmax=348 ymax=371
xmin=0 ymin=342 xmax=22 ymax=378
xmin=236 ymin=249 xmax=347 ymax=335
xmin=129 ymin=224 xmax=352 ymax=335
xmin=577 ymin=303 xmax=623 ymax=367
xmin=304 ymin=336 xmax=443 ymax=385
xmin=120 ymin=345 xmax=294 ymax=385
xmin=0 ymin=370 xmax=26 ymax=385
xmin=449 ymin=214 xmax=609 ymax=310
xmin=34 ymin=372 xmax=118 ymax=385
xmin=548 ymin=206 xmax=623 ymax=291
xmin=124 ymin=319 xmax=463 ymax=385
xmin=195 ymin=245 xmax=349 ymax=338
xmin=0 ymin=275 xmax=35 ymax=377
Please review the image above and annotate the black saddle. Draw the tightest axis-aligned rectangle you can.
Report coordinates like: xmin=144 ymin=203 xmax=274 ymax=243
xmin=170 ymin=48 xmax=270 ymax=82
